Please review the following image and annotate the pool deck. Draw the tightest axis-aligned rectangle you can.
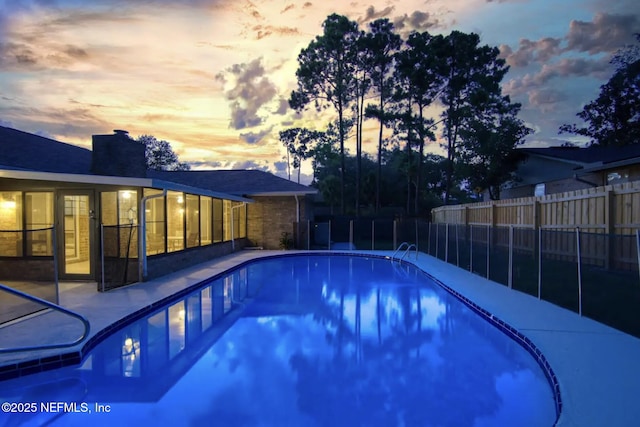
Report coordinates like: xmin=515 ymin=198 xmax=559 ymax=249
xmin=2 ymin=249 xmax=640 ymax=427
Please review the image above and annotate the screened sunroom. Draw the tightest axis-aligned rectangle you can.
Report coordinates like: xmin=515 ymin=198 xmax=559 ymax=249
xmin=0 ymin=168 xmax=251 ymax=296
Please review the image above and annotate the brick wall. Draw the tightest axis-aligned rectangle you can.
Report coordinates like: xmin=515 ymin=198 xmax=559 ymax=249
xmin=0 ymin=259 xmax=55 ymax=281
xmin=145 ymin=238 xmax=247 ymax=280
xmin=91 ymin=131 xmax=147 ymax=178
xmin=246 ymin=195 xmax=313 ymax=249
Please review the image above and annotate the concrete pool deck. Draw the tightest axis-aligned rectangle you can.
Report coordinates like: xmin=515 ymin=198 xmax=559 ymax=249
xmin=1 ymin=249 xmax=640 ymax=426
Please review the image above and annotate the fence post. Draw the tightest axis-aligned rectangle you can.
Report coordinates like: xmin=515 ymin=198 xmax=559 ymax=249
xmin=486 ymin=224 xmax=490 ymax=279
xmin=445 ymin=223 xmax=449 ymax=263
xmin=533 ymin=200 xmax=541 ymax=261
xmin=307 ymin=220 xmax=310 ymax=250
xmin=576 ymin=227 xmax=583 ymax=316
xmin=393 ymin=220 xmax=397 ymax=250
xmin=636 ymin=229 xmax=640 ymax=286
xmin=52 ymin=226 xmax=59 ymax=304
xmin=604 ymin=187 xmax=614 ymax=269
xmin=100 ymin=224 xmax=105 ymax=292
xmin=456 ymin=224 xmax=460 ymax=267
xmin=508 ymin=225 xmax=513 ymax=289
xmin=435 ymin=224 xmax=439 ymax=259
xmin=371 ymin=220 xmax=375 ymax=251
xmin=427 ymin=223 xmax=431 ymax=255
xmin=328 ymin=220 xmax=331 ymax=251
xmin=349 ymin=220 xmax=354 ymax=251
xmin=415 ymin=219 xmax=419 ymax=253
xmin=470 ymin=225 xmax=474 ymax=273
xmin=538 ymin=227 xmax=542 ymax=300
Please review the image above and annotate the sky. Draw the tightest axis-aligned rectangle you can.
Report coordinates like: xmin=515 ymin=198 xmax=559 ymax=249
xmin=0 ymin=0 xmax=638 ymax=183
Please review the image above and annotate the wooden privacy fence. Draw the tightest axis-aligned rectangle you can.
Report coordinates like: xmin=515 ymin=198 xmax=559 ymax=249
xmin=432 ymin=180 xmax=640 ymax=235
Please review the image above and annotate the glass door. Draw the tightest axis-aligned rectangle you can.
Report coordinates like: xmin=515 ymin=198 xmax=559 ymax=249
xmin=59 ymin=192 xmax=94 ymax=278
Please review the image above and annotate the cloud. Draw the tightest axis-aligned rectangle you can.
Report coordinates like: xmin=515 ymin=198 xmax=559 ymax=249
xmin=500 ymin=12 xmax=638 ymax=69
xmin=527 ymin=88 xmax=568 ymax=113
xmin=357 ymin=5 xmax=395 ymax=25
xmin=251 ymin=24 xmax=300 ymax=40
xmin=232 ymin=160 xmax=270 ymax=171
xmin=273 ymin=161 xmax=288 ymax=173
xmin=239 ymin=128 xmax=272 ymax=144
xmin=274 ymin=98 xmax=289 ymax=115
xmin=502 ymin=37 xmax=562 ymax=67
xmin=504 ymin=56 xmax=611 ymax=96
xmin=217 ymin=58 xmax=278 ymax=130
xmin=0 ymin=119 xmax=15 ymax=128
xmin=393 ymin=11 xmax=440 ymax=31
xmin=565 ymin=13 xmax=639 ymax=55
xmin=188 ymin=160 xmax=224 ymax=170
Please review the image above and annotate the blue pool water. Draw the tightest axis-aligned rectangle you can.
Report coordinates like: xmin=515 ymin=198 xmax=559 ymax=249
xmin=1 ymin=255 xmax=557 ymax=426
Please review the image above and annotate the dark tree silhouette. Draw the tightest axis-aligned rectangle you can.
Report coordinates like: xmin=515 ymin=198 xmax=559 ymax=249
xmin=290 ymin=14 xmax=360 ymax=214
xmin=559 ymin=34 xmax=640 ymax=147
xmin=137 ymin=134 xmax=190 ymax=171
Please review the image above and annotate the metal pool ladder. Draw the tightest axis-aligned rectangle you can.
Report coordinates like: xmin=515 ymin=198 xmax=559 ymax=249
xmin=391 ymin=242 xmax=418 ymax=261
xmin=0 ymin=283 xmax=91 ymax=353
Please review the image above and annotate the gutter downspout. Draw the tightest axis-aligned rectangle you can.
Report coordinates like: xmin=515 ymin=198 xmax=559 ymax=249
xmin=139 ymin=189 xmax=167 ymax=282
xmin=294 ymin=194 xmax=300 ymax=223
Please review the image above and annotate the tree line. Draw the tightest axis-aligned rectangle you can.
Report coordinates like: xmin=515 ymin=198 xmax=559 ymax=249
xmin=282 ymin=14 xmax=531 ymax=216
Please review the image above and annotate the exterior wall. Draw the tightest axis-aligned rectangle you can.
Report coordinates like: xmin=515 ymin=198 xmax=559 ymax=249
xmin=543 ymin=172 xmax=603 ymax=195
xmin=604 ymin=164 xmax=640 ymax=184
xmin=502 ymin=172 xmax=604 ymax=199
xmin=515 ymin=156 xmax=582 ymax=186
xmin=247 ymin=195 xmax=313 ymax=249
xmin=628 ymin=164 xmax=640 ymax=181
xmin=0 ymin=259 xmax=55 ymax=281
xmin=145 ymin=238 xmax=247 ymax=280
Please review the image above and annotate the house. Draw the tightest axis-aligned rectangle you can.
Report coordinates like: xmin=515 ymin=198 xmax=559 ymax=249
xmin=499 ymin=145 xmax=640 ymax=199
xmin=0 ymin=125 xmax=315 ymax=288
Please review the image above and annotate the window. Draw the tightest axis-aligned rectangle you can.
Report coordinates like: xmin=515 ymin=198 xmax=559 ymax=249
xmin=167 ymin=191 xmax=184 ymax=252
xmin=213 ymin=198 xmax=223 ymax=243
xmin=25 ymin=192 xmax=54 ymax=256
xmin=200 ymin=197 xmax=212 ymax=245
xmin=144 ymin=188 xmax=166 ymax=255
xmin=0 ymin=191 xmax=23 ymax=256
xmin=118 ymin=190 xmax=138 ymax=224
xmin=233 ymin=203 xmax=247 ymax=239
xmin=101 ymin=192 xmax=118 ymax=225
xmin=185 ymin=194 xmax=200 ymax=248
xmin=223 ymin=200 xmax=232 ymax=241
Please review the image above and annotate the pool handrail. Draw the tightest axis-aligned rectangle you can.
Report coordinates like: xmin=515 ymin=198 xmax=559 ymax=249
xmin=400 ymin=244 xmax=418 ymax=261
xmin=391 ymin=242 xmax=410 ymax=260
xmin=391 ymin=242 xmax=418 ymax=261
xmin=0 ymin=283 xmax=91 ymax=354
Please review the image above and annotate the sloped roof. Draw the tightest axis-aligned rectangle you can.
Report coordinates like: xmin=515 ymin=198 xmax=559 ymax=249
xmin=1 ymin=125 xmax=315 ymax=196
xmin=0 ymin=125 xmax=92 ymax=174
xmin=147 ymin=169 xmax=316 ymax=196
xmin=520 ymin=145 xmax=640 ymax=166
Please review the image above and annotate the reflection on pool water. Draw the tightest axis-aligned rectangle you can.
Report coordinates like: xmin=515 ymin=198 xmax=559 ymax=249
xmin=0 ymin=255 xmax=557 ymax=426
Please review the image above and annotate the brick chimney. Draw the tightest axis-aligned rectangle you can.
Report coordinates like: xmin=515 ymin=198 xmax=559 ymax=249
xmin=91 ymin=130 xmax=147 ymax=177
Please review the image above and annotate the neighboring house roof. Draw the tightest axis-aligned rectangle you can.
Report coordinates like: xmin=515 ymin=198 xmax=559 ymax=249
xmin=511 ymin=145 xmax=640 ymax=188
xmin=147 ymin=169 xmax=317 ymax=196
xmin=520 ymin=145 xmax=640 ymax=168
xmin=0 ymin=125 xmax=92 ymax=174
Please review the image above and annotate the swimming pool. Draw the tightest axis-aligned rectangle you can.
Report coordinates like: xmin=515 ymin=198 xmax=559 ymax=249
xmin=0 ymin=255 xmax=558 ymax=426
